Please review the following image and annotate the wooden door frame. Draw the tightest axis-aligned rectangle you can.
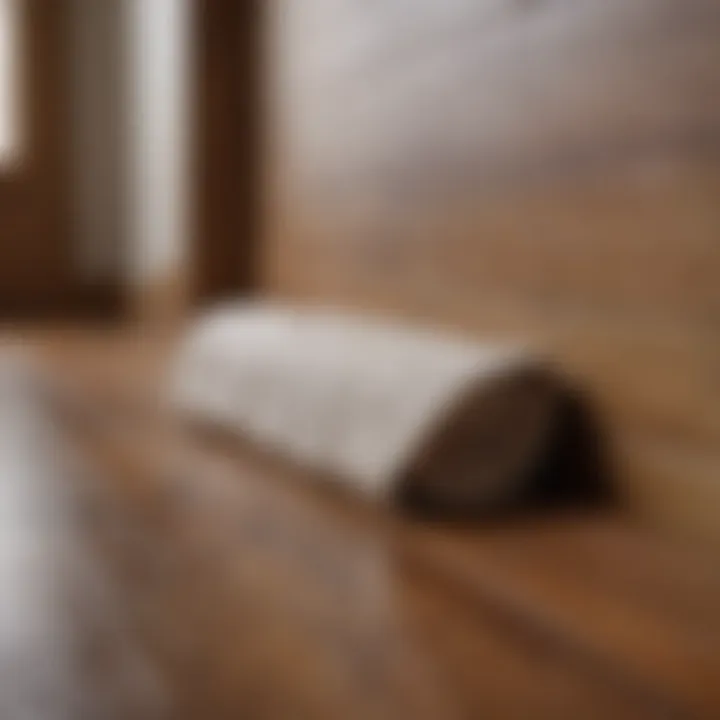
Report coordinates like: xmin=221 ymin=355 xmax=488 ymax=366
xmin=192 ymin=0 xmax=264 ymax=306
xmin=0 ymin=0 xmax=124 ymax=321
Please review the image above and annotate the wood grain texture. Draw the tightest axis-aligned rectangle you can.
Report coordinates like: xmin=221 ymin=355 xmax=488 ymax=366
xmin=263 ymin=0 xmax=720 ymax=545
xmin=39 ymin=331 xmax=720 ymax=719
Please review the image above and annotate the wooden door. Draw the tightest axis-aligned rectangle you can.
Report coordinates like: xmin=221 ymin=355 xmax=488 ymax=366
xmin=0 ymin=0 xmax=118 ymax=319
xmin=194 ymin=0 xmax=264 ymax=305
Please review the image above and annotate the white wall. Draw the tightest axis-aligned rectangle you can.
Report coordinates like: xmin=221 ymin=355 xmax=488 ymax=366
xmin=71 ymin=0 xmax=125 ymax=281
xmin=0 ymin=0 xmax=21 ymax=168
xmin=127 ymin=0 xmax=192 ymax=284
xmin=70 ymin=0 xmax=192 ymax=288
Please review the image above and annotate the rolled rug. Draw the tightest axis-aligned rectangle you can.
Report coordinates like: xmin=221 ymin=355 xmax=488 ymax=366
xmin=170 ymin=303 xmax=564 ymax=513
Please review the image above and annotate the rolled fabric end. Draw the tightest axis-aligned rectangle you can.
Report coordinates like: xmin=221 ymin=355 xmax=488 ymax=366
xmin=170 ymin=302 xmax=565 ymax=513
xmin=393 ymin=360 xmax=563 ymax=512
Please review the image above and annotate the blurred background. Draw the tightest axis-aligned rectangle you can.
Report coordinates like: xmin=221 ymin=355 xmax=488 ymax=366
xmin=1 ymin=0 xmax=718 ymax=541
xmin=0 ymin=1 xmax=719 ymax=718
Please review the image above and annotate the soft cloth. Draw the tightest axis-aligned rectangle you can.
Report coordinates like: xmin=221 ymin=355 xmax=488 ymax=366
xmin=170 ymin=303 xmax=563 ymax=510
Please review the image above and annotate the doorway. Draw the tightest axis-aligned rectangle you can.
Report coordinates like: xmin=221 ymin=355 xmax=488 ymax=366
xmin=0 ymin=0 xmax=123 ymax=320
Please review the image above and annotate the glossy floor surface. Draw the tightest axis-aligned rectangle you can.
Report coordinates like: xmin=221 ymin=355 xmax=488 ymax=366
xmin=18 ymin=330 xmax=720 ymax=719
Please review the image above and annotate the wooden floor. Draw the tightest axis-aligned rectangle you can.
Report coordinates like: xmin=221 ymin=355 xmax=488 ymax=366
xmin=22 ymin=331 xmax=720 ymax=719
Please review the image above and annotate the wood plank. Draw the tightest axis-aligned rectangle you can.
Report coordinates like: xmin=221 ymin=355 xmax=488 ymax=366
xmin=44 ymin=332 xmax=718 ymax=719
xmin=65 ymin=409 xmax=673 ymax=720
xmin=265 ymin=0 xmax=720 ymax=543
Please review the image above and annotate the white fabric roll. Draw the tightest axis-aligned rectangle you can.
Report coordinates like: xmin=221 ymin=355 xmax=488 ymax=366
xmin=170 ymin=303 xmax=563 ymax=510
